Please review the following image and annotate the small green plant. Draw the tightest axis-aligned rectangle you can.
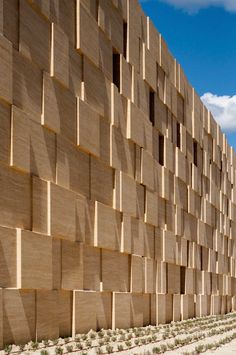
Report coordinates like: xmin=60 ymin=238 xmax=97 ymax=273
xmin=90 ymin=332 xmax=96 ymax=339
xmin=19 ymin=344 xmax=25 ymax=352
xmin=43 ymin=340 xmax=50 ymax=347
xmin=98 ymin=330 xmax=105 ymax=338
xmin=119 ymin=334 xmax=126 ymax=342
xmin=104 ymin=336 xmax=110 ymax=343
xmin=82 ymin=334 xmax=88 ymax=341
xmin=96 ymin=347 xmax=103 ymax=354
xmin=85 ymin=340 xmax=92 ymax=347
xmin=55 ymin=346 xmax=63 ymax=355
xmin=31 ymin=342 xmax=39 ymax=350
xmin=4 ymin=345 xmax=12 ymax=355
xmin=134 ymin=339 xmax=140 ymax=346
xmin=111 ymin=336 xmax=117 ymax=342
xmin=98 ymin=339 xmax=105 ymax=346
xmin=125 ymin=340 xmax=132 ymax=348
xmin=106 ymin=345 xmax=113 ymax=354
xmin=117 ymin=344 xmax=124 ymax=351
xmin=66 ymin=345 xmax=73 ymax=353
xmin=40 ymin=350 xmax=49 ymax=355
xmin=160 ymin=344 xmax=167 ymax=352
xmin=152 ymin=347 xmax=161 ymax=354
xmin=76 ymin=342 xmax=83 ymax=350
xmin=195 ymin=344 xmax=205 ymax=354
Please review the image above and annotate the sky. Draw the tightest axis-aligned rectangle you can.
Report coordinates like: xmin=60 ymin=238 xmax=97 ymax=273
xmin=140 ymin=0 xmax=236 ymax=151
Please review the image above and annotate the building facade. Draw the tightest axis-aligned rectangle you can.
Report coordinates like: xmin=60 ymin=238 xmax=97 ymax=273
xmin=0 ymin=0 xmax=235 ymax=347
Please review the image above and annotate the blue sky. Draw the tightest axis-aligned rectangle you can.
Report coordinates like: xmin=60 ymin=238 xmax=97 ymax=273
xmin=140 ymin=0 xmax=236 ymax=151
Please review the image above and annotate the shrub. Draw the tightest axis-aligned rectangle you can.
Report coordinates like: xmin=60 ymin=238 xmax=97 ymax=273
xmin=117 ymin=344 xmax=124 ymax=351
xmin=85 ymin=340 xmax=92 ymax=347
xmin=66 ymin=345 xmax=73 ymax=353
xmin=106 ymin=345 xmax=113 ymax=354
xmin=125 ymin=340 xmax=132 ymax=348
xmin=40 ymin=351 xmax=49 ymax=355
xmin=55 ymin=346 xmax=63 ymax=355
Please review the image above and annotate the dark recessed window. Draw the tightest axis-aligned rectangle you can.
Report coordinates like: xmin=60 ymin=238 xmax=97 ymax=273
xmin=123 ymin=21 xmax=127 ymax=59
xmin=112 ymin=52 xmax=120 ymax=91
xmin=95 ymin=0 xmax=99 ymax=22
xmin=149 ymin=90 xmax=155 ymax=126
xmin=193 ymin=141 xmax=198 ymax=167
xmin=159 ymin=134 xmax=164 ymax=166
xmin=180 ymin=266 xmax=185 ymax=294
xmin=177 ymin=122 xmax=181 ymax=149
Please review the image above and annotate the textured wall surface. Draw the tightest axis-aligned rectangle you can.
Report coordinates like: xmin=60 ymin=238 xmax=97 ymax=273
xmin=0 ymin=0 xmax=235 ymax=347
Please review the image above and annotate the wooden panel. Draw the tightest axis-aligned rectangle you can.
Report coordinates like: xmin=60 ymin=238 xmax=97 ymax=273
xmin=77 ymin=2 xmax=99 ymax=65
xmin=11 ymin=106 xmax=56 ymax=181
xmin=73 ymin=291 xmax=112 ymax=334
xmin=110 ymin=125 xmax=135 ymax=177
xmin=58 ymin=290 xmax=72 ymax=338
xmin=102 ymin=250 xmax=129 ymax=292
xmin=143 ymin=43 xmax=156 ymax=90
xmin=51 ymin=23 xmax=69 ymax=87
xmin=56 ymin=135 xmax=90 ymax=198
xmin=167 ymin=263 xmax=180 ymax=294
xmin=61 ymin=240 xmax=83 ymax=290
xmin=83 ymin=245 xmax=100 ymax=291
xmin=145 ymin=189 xmax=158 ymax=226
xmin=20 ymin=0 xmax=50 ymax=71
xmin=17 ymin=229 xmax=52 ymax=290
xmin=95 ymin=201 xmax=121 ymax=251
xmin=13 ymin=50 xmax=42 ymax=120
xmin=77 ymin=98 xmax=100 ymax=157
xmin=36 ymin=290 xmax=59 ymax=341
xmin=114 ymin=171 xmax=136 ymax=216
xmin=51 ymin=183 xmax=86 ymax=242
xmin=131 ymin=217 xmax=144 ymax=257
xmin=0 ymin=35 xmax=12 ymax=103
xmin=0 ymin=0 xmax=19 ymax=49
xmin=145 ymin=258 xmax=156 ymax=293
xmin=141 ymin=149 xmax=155 ymax=190
xmin=0 ymin=102 xmax=10 ymax=165
xmin=69 ymin=45 xmax=82 ymax=96
xmin=0 ymin=165 xmax=31 ymax=230
xmin=3 ymin=289 xmax=35 ymax=345
xmin=0 ymin=226 xmax=16 ymax=288
xmin=98 ymin=29 xmax=112 ymax=80
xmin=42 ymin=72 xmax=76 ymax=143
xmin=131 ymin=293 xmax=150 ymax=327
xmin=83 ymin=57 xmax=111 ymax=119
xmin=112 ymin=292 xmax=131 ymax=329
xmin=130 ymin=255 xmax=143 ymax=293
xmin=91 ymin=157 xmax=114 ymax=206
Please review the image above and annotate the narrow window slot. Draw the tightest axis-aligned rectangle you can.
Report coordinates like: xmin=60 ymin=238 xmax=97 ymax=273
xmin=112 ymin=52 xmax=120 ymax=91
xmin=193 ymin=141 xmax=198 ymax=167
xmin=177 ymin=122 xmax=181 ymax=149
xmin=149 ymin=90 xmax=155 ymax=126
xmin=159 ymin=134 xmax=164 ymax=166
xmin=123 ymin=22 xmax=127 ymax=59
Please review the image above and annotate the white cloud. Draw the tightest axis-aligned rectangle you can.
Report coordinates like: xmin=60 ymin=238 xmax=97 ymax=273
xmin=143 ymin=0 xmax=236 ymax=13
xmin=201 ymin=93 xmax=236 ymax=132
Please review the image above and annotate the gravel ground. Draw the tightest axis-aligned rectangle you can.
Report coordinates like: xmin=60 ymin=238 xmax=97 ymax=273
xmin=2 ymin=313 xmax=236 ymax=355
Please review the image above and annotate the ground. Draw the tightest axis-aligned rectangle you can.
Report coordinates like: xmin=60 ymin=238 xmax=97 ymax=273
xmin=2 ymin=312 xmax=236 ymax=355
